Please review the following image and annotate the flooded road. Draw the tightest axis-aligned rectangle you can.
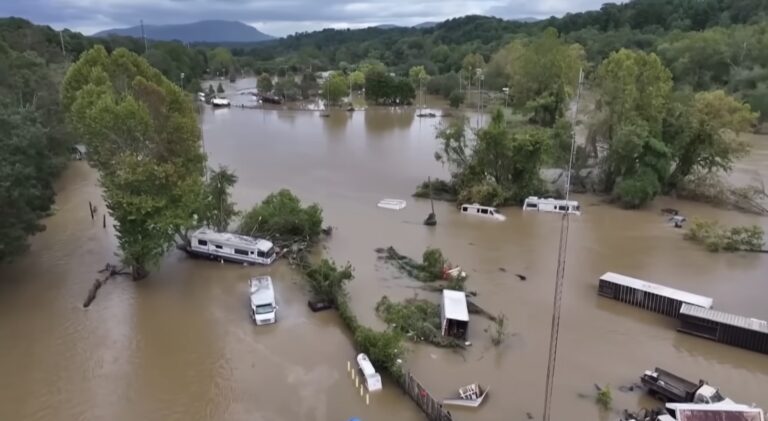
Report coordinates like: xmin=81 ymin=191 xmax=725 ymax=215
xmin=1 ymin=78 xmax=766 ymax=420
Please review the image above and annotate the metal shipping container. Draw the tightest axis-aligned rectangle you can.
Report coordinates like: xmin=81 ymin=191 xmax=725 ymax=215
xmin=597 ymin=272 xmax=714 ymax=317
xmin=678 ymin=304 xmax=768 ymax=354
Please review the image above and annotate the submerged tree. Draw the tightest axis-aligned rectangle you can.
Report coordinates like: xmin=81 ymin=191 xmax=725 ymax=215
xmin=665 ymin=90 xmax=757 ymax=191
xmin=321 ymin=72 xmax=348 ymax=105
xmin=62 ymin=46 xmax=205 ymax=279
xmin=238 ymin=189 xmax=323 ymax=243
xmin=257 ymin=73 xmax=273 ymax=93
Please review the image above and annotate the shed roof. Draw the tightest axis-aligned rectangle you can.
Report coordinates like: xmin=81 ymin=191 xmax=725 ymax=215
xmin=600 ymin=272 xmax=713 ymax=309
xmin=442 ymin=289 xmax=469 ymax=321
xmin=680 ymin=304 xmax=768 ymax=334
xmin=673 ymin=403 xmax=764 ymax=421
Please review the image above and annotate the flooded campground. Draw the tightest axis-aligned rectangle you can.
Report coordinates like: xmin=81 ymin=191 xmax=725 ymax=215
xmin=0 ymin=78 xmax=766 ymax=421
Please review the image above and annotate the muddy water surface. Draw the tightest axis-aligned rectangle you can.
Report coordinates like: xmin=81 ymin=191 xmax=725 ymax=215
xmin=1 ymin=79 xmax=766 ymax=421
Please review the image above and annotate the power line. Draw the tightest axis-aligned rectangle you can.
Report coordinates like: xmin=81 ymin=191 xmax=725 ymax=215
xmin=542 ymin=67 xmax=584 ymax=421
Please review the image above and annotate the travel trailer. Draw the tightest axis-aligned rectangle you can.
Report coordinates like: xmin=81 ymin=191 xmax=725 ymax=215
xmin=188 ymin=228 xmax=276 ymax=265
xmin=249 ymin=276 xmax=278 ymax=325
xmin=522 ymin=196 xmax=580 ymax=215
xmin=459 ymin=204 xmax=506 ymax=221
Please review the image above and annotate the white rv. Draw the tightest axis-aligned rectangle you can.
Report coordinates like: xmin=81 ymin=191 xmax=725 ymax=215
xmin=249 ymin=276 xmax=278 ymax=325
xmin=459 ymin=204 xmax=506 ymax=221
xmin=522 ymin=196 xmax=580 ymax=215
xmin=188 ymin=228 xmax=276 ymax=265
xmin=211 ymin=97 xmax=231 ymax=107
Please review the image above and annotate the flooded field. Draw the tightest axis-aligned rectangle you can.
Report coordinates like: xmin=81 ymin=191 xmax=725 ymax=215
xmin=1 ymin=79 xmax=766 ymax=421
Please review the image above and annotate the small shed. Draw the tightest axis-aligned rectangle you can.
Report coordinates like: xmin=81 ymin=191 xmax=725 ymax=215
xmin=441 ymin=289 xmax=469 ymax=339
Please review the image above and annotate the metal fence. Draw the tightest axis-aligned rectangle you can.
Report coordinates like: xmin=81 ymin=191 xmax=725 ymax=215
xmin=399 ymin=371 xmax=453 ymax=421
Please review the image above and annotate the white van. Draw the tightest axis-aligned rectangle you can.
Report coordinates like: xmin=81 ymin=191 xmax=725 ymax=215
xmin=188 ymin=228 xmax=276 ymax=265
xmin=459 ymin=204 xmax=506 ymax=221
xmin=249 ymin=276 xmax=278 ymax=325
xmin=522 ymin=196 xmax=580 ymax=215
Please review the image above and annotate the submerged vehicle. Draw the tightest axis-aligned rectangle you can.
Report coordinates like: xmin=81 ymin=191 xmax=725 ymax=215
xmin=522 ymin=196 xmax=580 ymax=215
xmin=249 ymin=276 xmax=278 ymax=325
xmin=459 ymin=204 xmax=506 ymax=221
xmin=188 ymin=228 xmax=276 ymax=265
xmin=641 ymin=368 xmax=726 ymax=404
xmin=211 ymin=97 xmax=231 ymax=107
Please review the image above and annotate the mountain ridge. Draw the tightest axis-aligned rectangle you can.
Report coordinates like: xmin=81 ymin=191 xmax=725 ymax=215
xmin=93 ymin=20 xmax=273 ymax=43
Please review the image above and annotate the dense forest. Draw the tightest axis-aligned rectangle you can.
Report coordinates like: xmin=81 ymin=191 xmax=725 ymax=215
xmin=1 ymin=0 xmax=767 ymax=262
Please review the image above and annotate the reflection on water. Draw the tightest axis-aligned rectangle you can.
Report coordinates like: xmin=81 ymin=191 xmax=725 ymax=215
xmin=1 ymin=80 xmax=766 ymax=420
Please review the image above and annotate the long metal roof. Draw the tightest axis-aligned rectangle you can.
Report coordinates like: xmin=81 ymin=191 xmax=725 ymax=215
xmin=680 ymin=304 xmax=768 ymax=334
xmin=600 ymin=272 xmax=714 ymax=309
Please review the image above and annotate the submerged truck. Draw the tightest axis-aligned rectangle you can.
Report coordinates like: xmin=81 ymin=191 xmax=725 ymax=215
xmin=641 ymin=368 xmax=726 ymax=404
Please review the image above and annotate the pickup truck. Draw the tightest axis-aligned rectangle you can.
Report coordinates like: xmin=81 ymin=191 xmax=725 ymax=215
xmin=640 ymin=367 xmax=727 ymax=404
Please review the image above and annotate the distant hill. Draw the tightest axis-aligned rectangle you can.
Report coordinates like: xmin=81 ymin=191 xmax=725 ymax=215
xmin=513 ymin=17 xmax=540 ymax=23
xmin=93 ymin=20 xmax=274 ymax=43
xmin=413 ymin=21 xmax=438 ymax=28
xmin=372 ymin=24 xmax=400 ymax=29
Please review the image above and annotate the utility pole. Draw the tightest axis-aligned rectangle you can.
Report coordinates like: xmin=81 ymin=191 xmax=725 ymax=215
xmin=140 ymin=20 xmax=148 ymax=53
xmin=541 ymin=67 xmax=584 ymax=421
xmin=59 ymin=30 xmax=66 ymax=56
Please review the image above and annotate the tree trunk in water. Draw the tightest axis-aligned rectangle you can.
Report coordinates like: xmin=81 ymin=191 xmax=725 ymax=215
xmin=132 ymin=265 xmax=149 ymax=281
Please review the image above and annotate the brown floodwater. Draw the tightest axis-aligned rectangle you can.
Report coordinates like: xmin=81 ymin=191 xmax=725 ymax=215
xmin=1 ymin=78 xmax=766 ymax=421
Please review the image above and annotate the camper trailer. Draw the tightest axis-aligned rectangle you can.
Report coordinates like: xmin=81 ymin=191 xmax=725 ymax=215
xmin=441 ymin=289 xmax=469 ymax=339
xmin=188 ymin=228 xmax=276 ymax=265
xmin=522 ymin=197 xmax=580 ymax=215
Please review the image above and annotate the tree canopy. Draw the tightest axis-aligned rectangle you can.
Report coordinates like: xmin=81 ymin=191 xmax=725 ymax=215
xmin=62 ymin=46 xmax=205 ymax=279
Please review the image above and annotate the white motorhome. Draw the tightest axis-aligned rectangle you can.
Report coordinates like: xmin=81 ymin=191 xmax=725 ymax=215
xmin=459 ymin=204 xmax=506 ymax=221
xmin=522 ymin=196 xmax=581 ymax=215
xmin=249 ymin=276 xmax=278 ymax=325
xmin=188 ymin=228 xmax=276 ymax=265
xmin=211 ymin=97 xmax=231 ymax=107
xmin=356 ymin=353 xmax=383 ymax=392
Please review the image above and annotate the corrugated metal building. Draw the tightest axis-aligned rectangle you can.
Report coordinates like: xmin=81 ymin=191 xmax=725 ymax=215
xmin=678 ymin=304 xmax=768 ymax=354
xmin=597 ymin=272 xmax=714 ymax=317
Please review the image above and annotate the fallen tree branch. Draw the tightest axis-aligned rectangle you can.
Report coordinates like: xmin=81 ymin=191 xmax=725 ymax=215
xmin=83 ymin=263 xmax=129 ymax=308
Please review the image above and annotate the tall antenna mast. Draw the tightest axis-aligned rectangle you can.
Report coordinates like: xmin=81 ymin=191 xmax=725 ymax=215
xmin=541 ymin=67 xmax=584 ymax=421
xmin=140 ymin=20 xmax=148 ymax=53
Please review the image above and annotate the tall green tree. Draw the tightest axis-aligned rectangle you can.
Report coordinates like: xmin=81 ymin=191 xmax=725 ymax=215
xmin=348 ymin=70 xmax=365 ymax=91
xmin=0 ymin=105 xmax=55 ymax=262
xmin=665 ymin=90 xmax=757 ymax=190
xmin=408 ymin=65 xmax=429 ymax=91
xmin=502 ymin=28 xmax=585 ymax=127
xmin=200 ymin=166 xmax=239 ymax=232
xmin=592 ymin=48 xmax=673 ymax=198
xmin=321 ymin=72 xmax=348 ymax=105
xmin=62 ymin=46 xmax=205 ymax=279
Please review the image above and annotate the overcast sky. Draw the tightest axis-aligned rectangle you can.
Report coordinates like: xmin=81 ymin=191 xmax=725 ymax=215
xmin=2 ymin=0 xmax=606 ymax=37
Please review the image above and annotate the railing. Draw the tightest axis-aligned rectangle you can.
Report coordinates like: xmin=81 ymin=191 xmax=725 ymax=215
xmin=399 ymin=371 xmax=453 ymax=421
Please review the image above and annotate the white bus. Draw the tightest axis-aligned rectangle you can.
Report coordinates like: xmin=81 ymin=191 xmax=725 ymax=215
xmin=188 ymin=228 xmax=276 ymax=265
xmin=522 ymin=196 xmax=580 ymax=215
